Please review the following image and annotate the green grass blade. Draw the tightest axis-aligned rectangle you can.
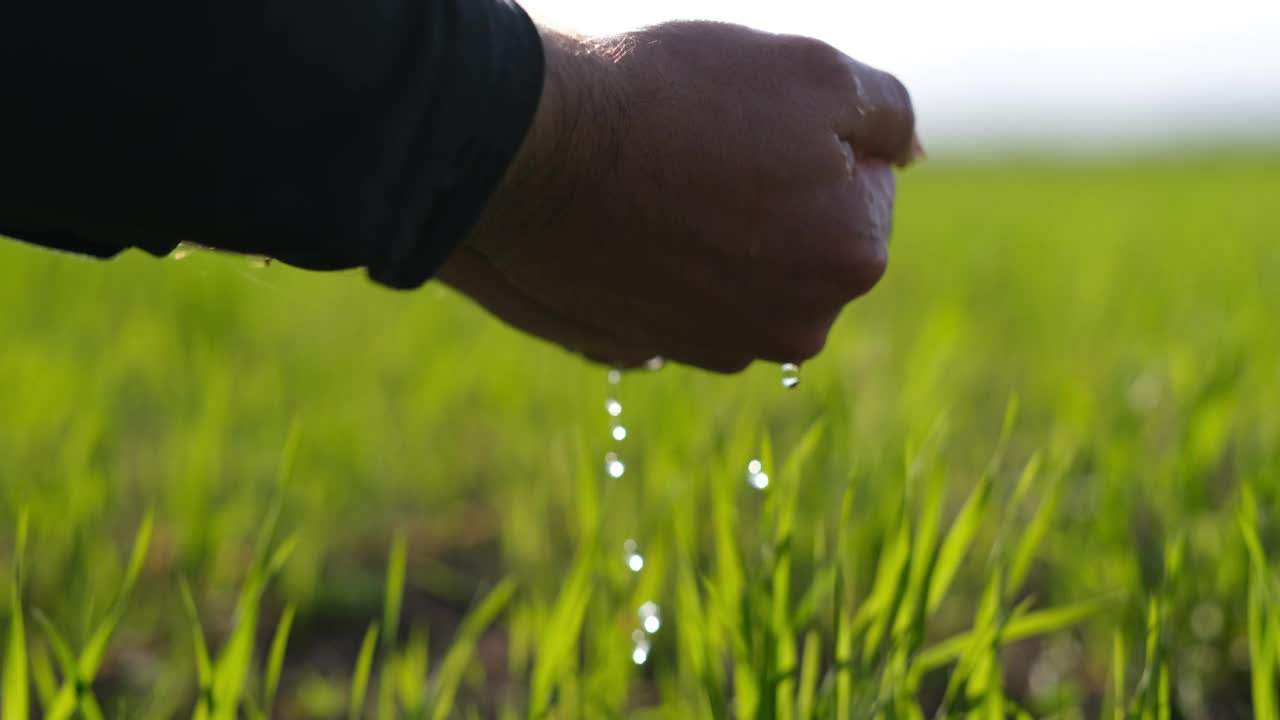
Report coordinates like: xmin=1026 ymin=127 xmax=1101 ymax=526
xmin=1130 ymin=597 xmax=1163 ymax=719
xmin=398 ymin=625 xmax=429 ymax=714
xmin=276 ymin=419 xmax=303 ymax=489
xmin=376 ymin=657 xmax=398 ymax=720
xmin=916 ymin=596 xmax=1105 ymax=672
xmin=211 ymin=582 xmax=263 ymax=720
xmin=120 ymin=511 xmax=154 ymax=598
xmin=793 ymin=565 xmax=837 ymax=635
xmin=350 ymin=623 xmax=380 ymax=720
xmin=771 ymin=425 xmax=821 ymax=720
xmin=77 ymin=513 xmax=154 ymax=680
xmin=250 ymin=499 xmax=284 ymax=581
xmin=834 ymin=485 xmax=856 ymax=720
xmin=1008 ymin=451 xmax=1043 ymax=509
xmin=530 ymin=550 xmax=593 ymax=716
xmin=897 ymin=465 xmax=945 ymax=648
xmin=432 ymin=578 xmax=517 ymax=720
xmin=1112 ymin=630 xmax=1127 ymax=720
xmin=778 ymin=421 xmax=826 ymax=488
xmin=3 ymin=510 xmax=29 ymax=720
xmin=263 ymin=603 xmax=295 ymax=719
xmin=1249 ymin=571 xmax=1277 ymax=720
xmin=266 ymin=534 xmax=300 ymax=578
xmin=711 ymin=462 xmax=747 ymax=715
xmin=1157 ymin=664 xmax=1171 ymax=720
xmin=795 ymin=629 xmax=820 ymax=720
xmin=79 ymin=692 xmax=106 ymax=720
xmin=177 ymin=578 xmax=213 ymax=720
xmin=858 ymin=511 xmax=913 ymax=663
xmin=28 ymin=641 xmax=56 ymax=714
xmin=31 ymin=610 xmax=82 ymax=720
xmin=376 ymin=532 xmax=407 ymax=720
xmin=926 ymin=472 xmax=992 ymax=613
xmin=1007 ymin=465 xmax=1058 ymax=594
xmin=2 ymin=602 xmax=26 ymax=717
xmin=383 ymin=531 xmax=407 ymax=648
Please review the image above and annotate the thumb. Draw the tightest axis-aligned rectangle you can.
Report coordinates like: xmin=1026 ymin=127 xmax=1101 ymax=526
xmin=835 ymin=59 xmax=922 ymax=167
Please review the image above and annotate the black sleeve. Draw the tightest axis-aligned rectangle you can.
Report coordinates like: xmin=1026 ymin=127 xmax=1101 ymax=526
xmin=0 ymin=0 xmax=545 ymax=290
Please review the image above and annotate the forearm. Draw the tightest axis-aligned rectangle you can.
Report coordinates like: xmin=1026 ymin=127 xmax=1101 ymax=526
xmin=0 ymin=0 xmax=545 ymax=289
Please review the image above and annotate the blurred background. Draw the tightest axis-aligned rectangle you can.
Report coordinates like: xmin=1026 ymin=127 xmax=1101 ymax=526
xmin=0 ymin=2 xmax=1277 ymax=718
xmin=526 ymin=0 xmax=1280 ymax=153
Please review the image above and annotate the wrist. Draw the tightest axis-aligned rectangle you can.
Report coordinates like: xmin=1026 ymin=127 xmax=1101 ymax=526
xmin=466 ymin=27 xmax=624 ymax=257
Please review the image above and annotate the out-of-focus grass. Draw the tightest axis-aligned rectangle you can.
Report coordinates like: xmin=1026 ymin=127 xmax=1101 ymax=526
xmin=0 ymin=152 xmax=1278 ymax=717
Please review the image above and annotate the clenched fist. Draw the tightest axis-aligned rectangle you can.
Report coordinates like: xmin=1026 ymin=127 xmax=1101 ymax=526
xmin=441 ymin=20 xmax=920 ymax=373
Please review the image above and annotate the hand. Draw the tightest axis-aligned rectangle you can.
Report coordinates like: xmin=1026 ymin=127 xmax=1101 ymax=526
xmin=439 ymin=21 xmax=920 ymax=373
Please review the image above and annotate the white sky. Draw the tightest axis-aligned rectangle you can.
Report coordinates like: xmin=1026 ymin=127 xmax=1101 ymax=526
xmin=521 ymin=0 xmax=1280 ymax=153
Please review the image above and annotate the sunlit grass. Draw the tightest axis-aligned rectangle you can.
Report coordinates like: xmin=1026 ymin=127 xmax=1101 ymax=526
xmin=1 ymin=152 xmax=1278 ymax=717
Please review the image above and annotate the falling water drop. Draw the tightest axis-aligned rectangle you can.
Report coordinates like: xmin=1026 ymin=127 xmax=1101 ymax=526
xmin=606 ymin=399 xmax=623 ymax=417
xmin=644 ymin=356 xmax=665 ymax=372
xmin=624 ymin=539 xmax=645 ymax=572
xmin=607 ymin=368 xmax=622 ymax=385
xmin=746 ymin=459 xmax=769 ymax=490
xmin=781 ymin=363 xmax=801 ymax=389
xmin=639 ymin=602 xmax=662 ymax=634
xmin=612 ymin=424 xmax=628 ymax=442
xmin=631 ymin=630 xmax=651 ymax=665
xmin=605 ymin=452 xmax=626 ymax=478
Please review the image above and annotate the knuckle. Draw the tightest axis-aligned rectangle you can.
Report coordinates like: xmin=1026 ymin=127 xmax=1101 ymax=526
xmin=879 ymin=69 xmax=912 ymax=107
xmin=880 ymin=71 xmax=916 ymax=127
xmin=784 ymin=34 xmax=846 ymax=74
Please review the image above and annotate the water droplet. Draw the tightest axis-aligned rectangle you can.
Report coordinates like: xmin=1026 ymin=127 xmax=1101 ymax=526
xmin=631 ymin=630 xmax=651 ymax=665
xmin=612 ymin=424 xmax=627 ymax=442
xmin=644 ymin=356 xmax=665 ymax=371
xmin=172 ymin=249 xmax=192 ymax=261
xmin=746 ymin=459 xmax=769 ymax=490
xmin=639 ymin=602 xmax=661 ymax=633
xmin=605 ymin=452 xmax=625 ymax=478
xmin=747 ymin=459 xmax=762 ymax=475
xmin=624 ymin=539 xmax=644 ymax=572
xmin=781 ymin=363 xmax=801 ymax=389
xmin=606 ymin=399 xmax=622 ymax=417
xmin=607 ymin=369 xmax=622 ymax=385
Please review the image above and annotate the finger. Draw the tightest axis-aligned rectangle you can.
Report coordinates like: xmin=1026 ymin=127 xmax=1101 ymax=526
xmin=834 ymin=59 xmax=920 ymax=167
xmin=437 ymin=248 xmax=656 ymax=368
xmin=445 ymin=252 xmax=751 ymax=374
xmin=493 ymin=250 xmax=764 ymax=374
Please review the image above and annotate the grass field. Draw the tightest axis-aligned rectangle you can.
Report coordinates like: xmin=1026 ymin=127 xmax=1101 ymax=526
xmin=1 ymin=152 xmax=1279 ymax=718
